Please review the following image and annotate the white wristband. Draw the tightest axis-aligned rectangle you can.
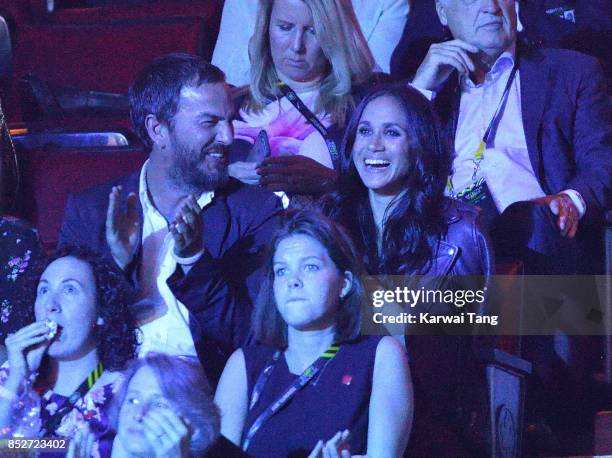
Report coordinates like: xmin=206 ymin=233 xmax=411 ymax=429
xmin=172 ymin=248 xmax=205 ymax=266
xmin=561 ymin=189 xmax=586 ymax=218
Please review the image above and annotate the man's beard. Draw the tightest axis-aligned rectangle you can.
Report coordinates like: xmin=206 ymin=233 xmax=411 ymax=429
xmin=168 ymin=142 xmax=229 ymax=193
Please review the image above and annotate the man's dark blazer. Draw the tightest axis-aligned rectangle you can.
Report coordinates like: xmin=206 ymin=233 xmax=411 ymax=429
xmin=434 ymin=45 xmax=611 ymax=225
xmin=58 ymin=170 xmax=282 ymax=384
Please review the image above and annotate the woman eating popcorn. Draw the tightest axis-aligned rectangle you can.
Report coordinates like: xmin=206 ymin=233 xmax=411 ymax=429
xmin=0 ymin=246 xmax=138 ymax=457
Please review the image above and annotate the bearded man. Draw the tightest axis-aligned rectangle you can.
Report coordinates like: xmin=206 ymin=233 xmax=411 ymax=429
xmin=59 ymin=54 xmax=281 ymax=383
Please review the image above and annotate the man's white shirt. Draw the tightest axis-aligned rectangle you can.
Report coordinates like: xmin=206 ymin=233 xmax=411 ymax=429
xmin=135 ymin=160 xmax=213 ymax=357
xmin=412 ymin=46 xmax=585 ymax=216
xmin=452 ymin=47 xmax=548 ymax=212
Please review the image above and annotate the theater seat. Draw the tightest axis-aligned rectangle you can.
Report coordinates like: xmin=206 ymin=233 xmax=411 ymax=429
xmin=7 ymin=15 xmax=211 ymax=123
xmin=46 ymin=0 xmax=221 ymax=30
xmin=17 ymin=146 xmax=146 ymax=250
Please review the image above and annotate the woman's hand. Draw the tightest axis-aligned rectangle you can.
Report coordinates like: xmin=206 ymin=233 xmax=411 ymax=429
xmin=229 ymin=161 xmax=261 ymax=185
xmin=258 ymin=156 xmax=338 ymax=195
xmin=66 ymin=426 xmax=95 ymax=458
xmin=142 ymin=407 xmax=191 ymax=458
xmin=4 ymin=322 xmax=50 ymax=392
xmin=308 ymin=430 xmax=353 ymax=458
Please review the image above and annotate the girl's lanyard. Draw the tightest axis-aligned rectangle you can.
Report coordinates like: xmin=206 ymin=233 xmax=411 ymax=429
xmin=40 ymin=362 xmax=104 ymax=436
xmin=242 ymin=344 xmax=340 ymax=451
xmin=276 ymin=81 xmax=339 ymax=167
xmin=447 ymin=64 xmax=519 ymax=199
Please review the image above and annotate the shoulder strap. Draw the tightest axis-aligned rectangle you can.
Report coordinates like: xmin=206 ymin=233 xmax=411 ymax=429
xmin=242 ymin=344 xmax=340 ymax=451
xmin=276 ymin=82 xmax=339 ymax=166
xmin=40 ymin=362 xmax=104 ymax=436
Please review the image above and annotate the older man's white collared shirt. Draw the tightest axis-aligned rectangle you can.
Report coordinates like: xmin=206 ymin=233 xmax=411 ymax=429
xmin=450 ymin=49 xmax=547 ymax=212
xmin=135 ymin=160 xmax=214 ymax=358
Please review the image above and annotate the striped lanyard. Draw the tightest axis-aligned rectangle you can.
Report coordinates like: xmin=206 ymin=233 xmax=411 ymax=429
xmin=242 ymin=344 xmax=340 ymax=451
xmin=447 ymin=64 xmax=519 ymax=198
xmin=41 ymin=361 xmax=104 ymax=436
xmin=275 ymin=81 xmax=339 ymax=166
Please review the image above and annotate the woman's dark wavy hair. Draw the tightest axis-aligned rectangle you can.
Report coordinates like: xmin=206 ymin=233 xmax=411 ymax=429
xmin=323 ymin=83 xmax=452 ymax=275
xmin=44 ymin=245 xmax=139 ymax=371
xmin=252 ymin=210 xmax=364 ymax=349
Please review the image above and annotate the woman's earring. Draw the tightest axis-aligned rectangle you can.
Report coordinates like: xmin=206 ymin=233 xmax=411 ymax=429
xmin=96 ymin=317 xmax=105 ymax=326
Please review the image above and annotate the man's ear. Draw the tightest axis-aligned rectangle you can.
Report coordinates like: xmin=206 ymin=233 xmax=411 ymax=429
xmin=436 ymin=0 xmax=449 ymax=27
xmin=144 ymin=114 xmax=169 ymax=148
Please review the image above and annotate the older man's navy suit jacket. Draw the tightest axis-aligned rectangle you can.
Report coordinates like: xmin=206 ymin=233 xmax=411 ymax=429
xmin=434 ymin=45 xmax=611 ymax=226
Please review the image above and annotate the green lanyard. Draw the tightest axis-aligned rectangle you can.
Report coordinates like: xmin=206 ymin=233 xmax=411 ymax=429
xmin=242 ymin=344 xmax=340 ymax=451
xmin=447 ymin=64 xmax=519 ymax=198
xmin=41 ymin=362 xmax=104 ymax=436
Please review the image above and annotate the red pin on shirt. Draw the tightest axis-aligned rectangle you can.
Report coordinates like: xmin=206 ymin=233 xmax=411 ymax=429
xmin=341 ymin=374 xmax=352 ymax=386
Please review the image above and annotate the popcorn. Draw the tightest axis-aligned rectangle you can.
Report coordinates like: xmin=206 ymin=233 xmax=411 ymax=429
xmin=45 ymin=320 xmax=58 ymax=339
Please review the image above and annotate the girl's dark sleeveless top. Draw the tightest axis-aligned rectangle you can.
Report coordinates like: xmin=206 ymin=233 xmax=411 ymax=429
xmin=241 ymin=335 xmax=383 ymax=458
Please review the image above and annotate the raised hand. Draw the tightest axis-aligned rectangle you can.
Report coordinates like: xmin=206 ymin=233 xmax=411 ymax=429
xmin=412 ymin=39 xmax=479 ymax=90
xmin=258 ymin=155 xmax=338 ymax=195
xmin=170 ymin=194 xmax=203 ymax=258
xmin=4 ymin=322 xmax=51 ymax=392
xmin=105 ymin=186 xmax=140 ymax=270
xmin=142 ymin=408 xmax=190 ymax=458
xmin=66 ymin=425 xmax=95 ymax=458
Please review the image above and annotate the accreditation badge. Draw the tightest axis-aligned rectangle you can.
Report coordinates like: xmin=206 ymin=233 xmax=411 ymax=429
xmin=545 ymin=5 xmax=576 ymax=23
xmin=455 ymin=178 xmax=499 ymax=224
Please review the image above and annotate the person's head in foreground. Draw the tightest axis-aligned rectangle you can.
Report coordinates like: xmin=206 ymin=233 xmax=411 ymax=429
xmin=112 ymin=353 xmax=220 ymax=458
xmin=129 ymin=53 xmax=234 ymax=194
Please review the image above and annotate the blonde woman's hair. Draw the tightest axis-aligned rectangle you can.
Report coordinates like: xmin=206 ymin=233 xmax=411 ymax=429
xmin=246 ymin=0 xmax=375 ymax=124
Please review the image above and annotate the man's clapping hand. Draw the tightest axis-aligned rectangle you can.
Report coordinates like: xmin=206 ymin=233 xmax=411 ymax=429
xmin=170 ymin=194 xmax=203 ymax=258
xmin=105 ymin=185 xmax=140 ymax=270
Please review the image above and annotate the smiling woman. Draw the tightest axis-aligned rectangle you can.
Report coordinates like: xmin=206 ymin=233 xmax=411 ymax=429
xmin=0 ymin=246 xmax=138 ymax=457
xmin=324 ymin=83 xmax=492 ymax=278
xmin=214 ymin=210 xmax=413 ymax=458
xmin=321 ymin=83 xmax=493 ymax=455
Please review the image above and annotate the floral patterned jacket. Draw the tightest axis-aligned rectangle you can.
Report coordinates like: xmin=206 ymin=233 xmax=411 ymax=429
xmin=0 ymin=364 xmax=121 ymax=458
xmin=0 ymin=217 xmax=46 ymax=341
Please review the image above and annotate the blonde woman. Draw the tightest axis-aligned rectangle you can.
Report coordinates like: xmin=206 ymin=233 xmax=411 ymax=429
xmin=228 ymin=0 xmax=386 ymax=198
xmin=212 ymin=0 xmax=409 ymax=85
